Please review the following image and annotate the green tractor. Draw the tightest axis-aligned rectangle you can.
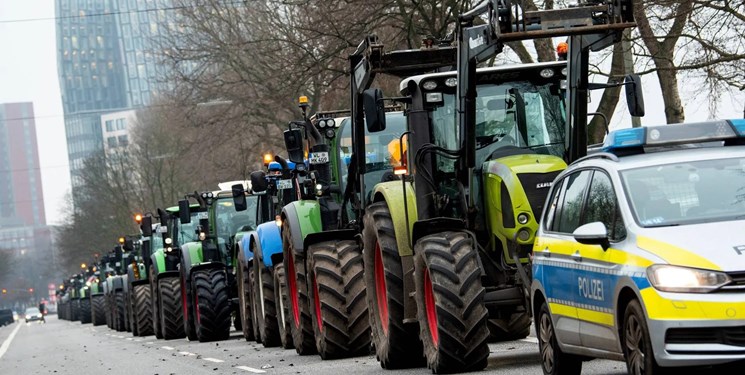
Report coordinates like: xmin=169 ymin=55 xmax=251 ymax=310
xmin=122 ymin=230 xmax=153 ymax=337
xmin=87 ymin=262 xmax=107 ymax=326
xmin=358 ymin=1 xmax=641 ymax=372
xmin=103 ymin=240 xmax=134 ymax=332
xmin=176 ymin=187 xmax=258 ymax=342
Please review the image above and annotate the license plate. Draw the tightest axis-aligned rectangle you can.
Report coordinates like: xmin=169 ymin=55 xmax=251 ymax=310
xmin=277 ymin=179 xmax=293 ymax=190
xmin=309 ymin=152 xmax=329 ymax=165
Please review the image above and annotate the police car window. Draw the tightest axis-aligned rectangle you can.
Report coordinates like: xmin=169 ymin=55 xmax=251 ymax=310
xmin=543 ymin=178 xmax=564 ymax=231
xmin=555 ymin=170 xmax=591 ymax=233
xmin=583 ymin=171 xmax=626 ymax=241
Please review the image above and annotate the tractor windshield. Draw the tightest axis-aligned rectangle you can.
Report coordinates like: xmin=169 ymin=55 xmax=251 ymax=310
xmin=151 ymin=233 xmax=163 ymax=254
xmin=429 ymin=79 xmax=566 ymax=172
xmin=173 ymin=210 xmax=204 ymax=245
xmin=214 ymin=197 xmax=258 ymax=243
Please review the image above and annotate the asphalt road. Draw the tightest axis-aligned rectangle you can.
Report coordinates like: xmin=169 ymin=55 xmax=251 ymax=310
xmin=0 ymin=315 xmax=632 ymax=375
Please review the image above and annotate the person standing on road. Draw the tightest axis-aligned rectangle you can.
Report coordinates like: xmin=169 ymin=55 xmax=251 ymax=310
xmin=38 ymin=301 xmax=46 ymax=323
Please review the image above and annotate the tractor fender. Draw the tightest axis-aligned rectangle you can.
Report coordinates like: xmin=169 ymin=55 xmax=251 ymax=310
xmin=180 ymin=241 xmax=203 ymax=277
xmin=304 ymin=229 xmax=356 ymax=252
xmin=112 ymin=275 xmax=125 ymax=291
xmin=372 ymin=181 xmax=418 ymax=257
xmin=239 ymin=230 xmax=259 ymax=265
xmin=281 ymin=200 xmax=322 ymax=254
xmin=126 ymin=262 xmax=147 ymax=286
xmin=233 ymin=230 xmax=252 ymax=266
xmin=255 ymin=221 xmax=283 ymax=268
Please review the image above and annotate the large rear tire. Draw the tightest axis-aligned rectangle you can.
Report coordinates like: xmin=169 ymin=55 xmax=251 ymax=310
xmin=193 ymin=268 xmax=232 ymax=342
xmin=282 ymin=220 xmax=316 ymax=355
xmin=79 ymin=298 xmax=92 ymax=324
xmin=273 ymin=263 xmax=294 ymax=349
xmin=253 ymin=247 xmax=280 ymax=348
xmin=114 ymin=292 xmax=126 ymax=332
xmin=414 ymin=231 xmax=490 ymax=373
xmin=158 ymin=277 xmax=185 ymax=340
xmin=150 ymin=267 xmax=163 ymax=339
xmin=237 ymin=262 xmax=255 ymax=341
xmin=129 ymin=290 xmax=138 ymax=336
xmin=91 ymin=295 xmax=106 ymax=326
xmin=133 ymin=284 xmax=154 ymax=336
xmin=71 ymin=299 xmax=80 ymax=321
xmin=308 ymin=240 xmax=370 ymax=359
xmin=363 ymin=201 xmax=424 ymax=368
xmin=181 ymin=270 xmax=198 ymax=341
xmin=488 ymin=312 xmax=530 ymax=342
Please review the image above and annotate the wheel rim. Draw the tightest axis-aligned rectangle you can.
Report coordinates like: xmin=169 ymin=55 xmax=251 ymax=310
xmin=257 ymin=261 xmax=265 ymax=319
xmin=625 ymin=314 xmax=645 ymax=375
xmin=278 ymin=273 xmax=286 ymax=329
xmin=539 ymin=312 xmax=555 ymax=373
xmin=313 ymin=274 xmax=323 ymax=332
xmin=374 ymin=241 xmax=389 ymax=336
xmin=423 ymin=267 xmax=439 ymax=347
xmin=287 ymin=252 xmax=301 ymax=327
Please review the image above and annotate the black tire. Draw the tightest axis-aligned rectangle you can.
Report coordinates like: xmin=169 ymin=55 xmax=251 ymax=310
xmin=91 ymin=295 xmax=106 ymax=326
xmin=181 ymin=269 xmax=198 ymax=341
xmin=133 ymin=284 xmax=153 ymax=336
xmin=248 ymin=266 xmax=261 ymax=342
xmin=106 ymin=294 xmax=113 ymax=328
xmin=537 ymin=301 xmax=582 ymax=375
xmin=114 ymin=291 xmax=126 ymax=332
xmin=414 ymin=231 xmax=490 ymax=373
xmin=79 ymin=298 xmax=92 ymax=324
xmin=282 ymin=220 xmax=316 ymax=355
xmin=273 ymin=263 xmax=294 ymax=349
xmin=237 ymin=262 xmax=255 ymax=341
xmin=308 ymin=240 xmax=370 ymax=359
xmin=623 ymin=299 xmax=665 ymax=375
xmin=488 ymin=312 xmax=531 ymax=342
xmin=363 ymin=201 xmax=424 ymax=368
xmin=192 ymin=268 xmax=232 ymax=342
xmin=71 ymin=299 xmax=80 ymax=321
xmin=158 ymin=277 xmax=185 ymax=340
xmin=150 ymin=267 xmax=163 ymax=339
xmin=253 ymin=248 xmax=280 ymax=348
xmin=128 ymin=290 xmax=138 ymax=336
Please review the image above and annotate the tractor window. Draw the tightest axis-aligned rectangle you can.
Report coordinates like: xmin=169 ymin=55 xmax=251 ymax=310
xmin=215 ymin=197 xmax=258 ymax=243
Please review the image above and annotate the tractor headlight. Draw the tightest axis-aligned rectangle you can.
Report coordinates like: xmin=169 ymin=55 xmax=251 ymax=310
xmin=517 ymin=213 xmax=529 ymax=225
xmin=318 ymin=119 xmax=326 ymax=128
xmin=315 ymin=183 xmax=323 ymax=196
xmin=326 ymin=118 xmax=336 ymax=128
xmin=165 ymin=246 xmax=173 ymax=253
xmin=325 ymin=129 xmax=335 ymax=139
xmin=165 ymin=237 xmax=173 ymax=245
xmin=647 ymin=265 xmax=731 ymax=293
xmin=517 ymin=228 xmax=530 ymax=242
xmin=539 ymin=68 xmax=554 ymax=78
xmin=445 ymin=77 xmax=457 ymax=87
xmin=422 ymin=80 xmax=438 ymax=90
xmin=199 ymin=232 xmax=206 ymax=241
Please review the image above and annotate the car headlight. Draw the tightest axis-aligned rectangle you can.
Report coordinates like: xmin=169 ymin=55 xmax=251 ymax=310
xmin=647 ymin=264 xmax=731 ymax=293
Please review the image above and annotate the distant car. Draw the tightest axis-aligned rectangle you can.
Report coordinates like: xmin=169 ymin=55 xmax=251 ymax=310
xmin=24 ymin=307 xmax=43 ymax=322
xmin=0 ymin=309 xmax=13 ymax=326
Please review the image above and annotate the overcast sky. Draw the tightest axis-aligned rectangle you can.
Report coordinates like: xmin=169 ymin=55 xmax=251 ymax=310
xmin=0 ymin=0 xmax=743 ymax=226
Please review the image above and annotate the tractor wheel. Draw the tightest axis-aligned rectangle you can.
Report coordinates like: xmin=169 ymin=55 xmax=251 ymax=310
xmin=149 ymin=267 xmax=163 ymax=339
xmin=488 ymin=312 xmax=531 ymax=342
xmin=253 ymin=247 xmax=280 ymax=347
xmin=91 ymin=295 xmax=106 ymax=326
xmin=273 ymin=263 xmax=294 ymax=349
xmin=71 ymin=299 xmax=80 ymax=321
xmin=181 ymin=270 xmax=198 ymax=341
xmin=79 ymin=298 xmax=92 ymax=324
xmin=158 ymin=277 xmax=185 ymax=340
xmin=114 ymin=291 xmax=127 ymax=331
xmin=363 ymin=201 xmax=424 ymax=368
xmin=237 ymin=262 xmax=255 ymax=341
xmin=105 ymin=295 xmax=112 ymax=328
xmin=133 ymin=284 xmax=154 ymax=336
xmin=193 ymin=268 xmax=232 ymax=342
xmin=248 ymin=266 xmax=261 ymax=342
xmin=282 ymin=220 xmax=316 ymax=355
xmin=414 ymin=231 xmax=490 ymax=373
xmin=129 ymin=291 xmax=138 ymax=336
xmin=308 ymin=240 xmax=370 ymax=359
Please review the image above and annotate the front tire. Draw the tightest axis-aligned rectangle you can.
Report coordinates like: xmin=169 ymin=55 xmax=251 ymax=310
xmin=79 ymin=298 xmax=92 ymax=324
xmin=237 ymin=262 xmax=255 ymax=341
xmin=537 ymin=301 xmax=582 ymax=375
xmin=133 ymin=284 xmax=154 ymax=336
xmin=282 ymin=220 xmax=316 ymax=355
xmin=91 ymin=295 xmax=106 ymax=326
xmin=150 ymin=267 xmax=163 ymax=339
xmin=181 ymin=270 xmax=198 ymax=341
xmin=158 ymin=277 xmax=185 ymax=340
xmin=253 ymin=248 xmax=280 ymax=347
xmin=623 ymin=299 xmax=664 ymax=375
xmin=363 ymin=201 xmax=423 ymax=368
xmin=193 ymin=268 xmax=232 ymax=342
xmin=488 ymin=312 xmax=531 ymax=342
xmin=273 ymin=263 xmax=294 ymax=349
xmin=114 ymin=292 xmax=126 ymax=332
xmin=414 ymin=231 xmax=489 ymax=373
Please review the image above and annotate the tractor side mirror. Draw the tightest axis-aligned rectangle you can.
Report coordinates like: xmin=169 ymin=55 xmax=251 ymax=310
xmin=625 ymin=74 xmax=645 ymax=117
xmin=178 ymin=199 xmax=191 ymax=224
xmin=250 ymin=171 xmax=268 ymax=193
xmin=232 ymin=184 xmax=247 ymax=211
xmin=363 ymin=88 xmax=386 ymax=133
xmin=141 ymin=216 xmax=153 ymax=237
xmin=284 ymin=129 xmax=305 ymax=164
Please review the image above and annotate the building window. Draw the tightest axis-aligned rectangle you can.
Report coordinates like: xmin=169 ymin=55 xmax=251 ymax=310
xmin=118 ymin=135 xmax=129 ymax=147
xmin=105 ymin=120 xmax=114 ymax=132
xmin=116 ymin=118 xmax=125 ymax=130
xmin=107 ymin=136 xmax=117 ymax=148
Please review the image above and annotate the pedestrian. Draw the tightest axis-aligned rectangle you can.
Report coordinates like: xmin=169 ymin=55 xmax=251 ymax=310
xmin=38 ymin=301 xmax=46 ymax=323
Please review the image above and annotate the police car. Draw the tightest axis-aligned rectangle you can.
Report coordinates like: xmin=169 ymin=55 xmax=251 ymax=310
xmin=531 ymin=120 xmax=745 ymax=375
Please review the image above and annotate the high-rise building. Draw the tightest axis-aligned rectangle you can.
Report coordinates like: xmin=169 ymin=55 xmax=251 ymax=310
xmin=56 ymin=0 xmax=170 ymax=192
xmin=0 ymin=102 xmax=46 ymax=227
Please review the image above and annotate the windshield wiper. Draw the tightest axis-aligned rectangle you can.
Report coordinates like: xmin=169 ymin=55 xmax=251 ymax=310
xmin=644 ymin=223 xmax=680 ymax=228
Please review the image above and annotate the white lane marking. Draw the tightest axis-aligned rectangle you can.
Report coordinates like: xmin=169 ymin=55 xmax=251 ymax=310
xmin=520 ymin=337 xmax=539 ymax=344
xmin=161 ymin=346 xmax=175 ymax=350
xmin=0 ymin=323 xmax=22 ymax=360
xmin=178 ymin=351 xmax=195 ymax=356
xmin=135 ymin=338 xmax=143 ymax=342
xmin=235 ymin=366 xmax=266 ymax=373
xmin=126 ymin=337 xmax=133 ymax=341
xmin=202 ymin=357 xmax=224 ymax=363
xmin=145 ymin=341 xmax=154 ymax=345
xmin=115 ymin=335 xmax=124 ymax=338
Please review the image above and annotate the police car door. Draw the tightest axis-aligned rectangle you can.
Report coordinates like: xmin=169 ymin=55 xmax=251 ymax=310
xmin=534 ymin=169 xmax=593 ymax=347
xmin=573 ymin=169 xmax=626 ymax=353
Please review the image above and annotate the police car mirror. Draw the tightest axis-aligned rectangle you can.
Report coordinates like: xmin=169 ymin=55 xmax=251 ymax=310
xmin=573 ymin=222 xmax=610 ymax=250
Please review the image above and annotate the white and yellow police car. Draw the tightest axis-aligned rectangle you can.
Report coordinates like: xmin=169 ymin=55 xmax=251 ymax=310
xmin=531 ymin=120 xmax=745 ymax=375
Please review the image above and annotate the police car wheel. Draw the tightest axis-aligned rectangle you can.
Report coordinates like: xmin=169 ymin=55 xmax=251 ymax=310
xmin=623 ymin=300 xmax=665 ymax=375
xmin=537 ymin=302 xmax=581 ymax=375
